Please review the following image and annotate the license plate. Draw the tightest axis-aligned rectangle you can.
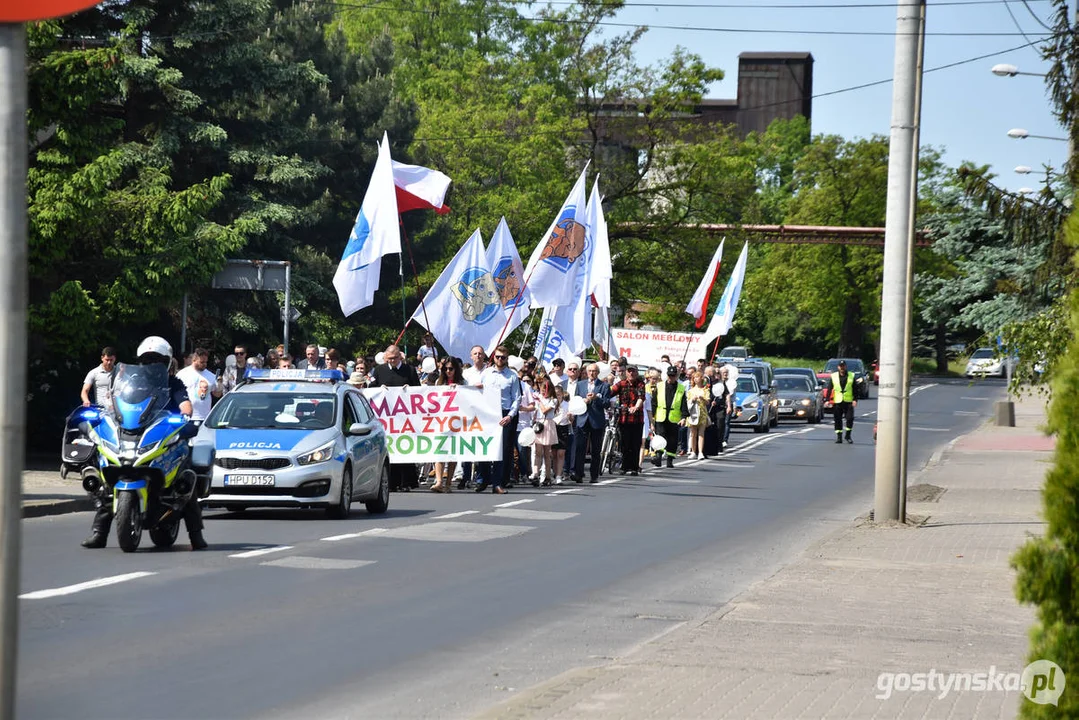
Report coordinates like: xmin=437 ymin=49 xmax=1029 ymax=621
xmin=224 ymin=474 xmax=275 ymax=486
xmin=779 ymin=407 xmax=794 ymax=414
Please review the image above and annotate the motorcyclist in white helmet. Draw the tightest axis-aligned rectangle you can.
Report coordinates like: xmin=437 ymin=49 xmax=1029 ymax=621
xmin=81 ymin=336 xmax=208 ymax=550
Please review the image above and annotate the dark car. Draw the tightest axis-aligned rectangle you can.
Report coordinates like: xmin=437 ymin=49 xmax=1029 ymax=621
xmin=818 ymin=358 xmax=870 ymax=399
xmin=734 ymin=361 xmax=778 ymax=428
xmin=775 ymin=375 xmax=824 ymax=423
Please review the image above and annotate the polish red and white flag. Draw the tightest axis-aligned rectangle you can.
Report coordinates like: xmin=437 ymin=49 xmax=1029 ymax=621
xmin=391 ymin=160 xmax=451 ymax=214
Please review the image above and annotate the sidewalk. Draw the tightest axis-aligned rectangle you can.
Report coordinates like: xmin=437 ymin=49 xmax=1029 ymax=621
xmin=478 ymin=395 xmax=1052 ymax=719
xmin=22 ymin=453 xmax=93 ymax=518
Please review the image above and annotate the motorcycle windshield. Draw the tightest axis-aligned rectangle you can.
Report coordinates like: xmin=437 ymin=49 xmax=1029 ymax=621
xmin=111 ymin=363 xmax=170 ymax=431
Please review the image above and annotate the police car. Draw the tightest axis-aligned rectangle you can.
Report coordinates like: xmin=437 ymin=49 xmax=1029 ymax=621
xmin=195 ymin=369 xmax=389 ymax=518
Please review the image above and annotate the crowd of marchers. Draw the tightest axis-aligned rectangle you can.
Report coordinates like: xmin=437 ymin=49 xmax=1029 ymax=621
xmin=78 ymin=336 xmax=741 ymax=498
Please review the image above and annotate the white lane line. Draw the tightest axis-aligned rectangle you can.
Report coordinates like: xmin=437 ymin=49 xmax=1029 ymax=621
xmin=960 ymin=396 xmax=989 ymax=400
xmin=229 ymin=545 xmax=293 ymax=559
xmin=432 ymin=510 xmax=481 ymax=520
xmin=597 ymin=477 xmax=622 ymax=485
xmin=546 ymin=488 xmax=580 ymax=495
xmin=20 ymin=572 xmax=157 ymax=600
xmin=954 ymin=410 xmax=979 ymax=416
xmin=724 ymin=428 xmax=812 ymax=458
xmin=321 ymin=528 xmax=388 ymax=542
xmin=909 ymin=383 xmax=937 ymax=397
xmin=859 ymin=411 xmax=877 ymax=417
xmin=494 ymin=499 xmax=535 ymax=508
xmin=486 ymin=508 xmax=580 ymax=521
xmin=910 ymin=426 xmax=950 ymax=432
xmin=263 ymin=557 xmax=375 ymax=570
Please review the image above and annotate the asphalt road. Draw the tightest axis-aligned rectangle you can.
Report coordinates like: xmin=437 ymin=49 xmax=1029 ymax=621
xmin=16 ymin=378 xmax=1006 ymax=719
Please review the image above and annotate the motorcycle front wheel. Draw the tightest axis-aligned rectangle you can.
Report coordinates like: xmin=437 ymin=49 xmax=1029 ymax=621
xmin=115 ymin=491 xmax=143 ymax=553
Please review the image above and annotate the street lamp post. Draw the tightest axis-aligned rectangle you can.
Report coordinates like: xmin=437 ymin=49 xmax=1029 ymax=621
xmin=1008 ymin=128 xmax=1069 ymax=141
xmin=992 ymin=63 xmax=1047 ymax=78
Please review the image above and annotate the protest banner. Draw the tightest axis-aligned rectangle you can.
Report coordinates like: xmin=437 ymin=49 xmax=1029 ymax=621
xmin=361 ymin=385 xmax=503 ymax=463
xmin=610 ymin=328 xmax=710 ymax=367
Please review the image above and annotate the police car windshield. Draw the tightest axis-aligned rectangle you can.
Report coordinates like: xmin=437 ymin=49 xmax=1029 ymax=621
xmin=735 ymin=377 xmax=759 ymax=394
xmin=205 ymin=392 xmax=337 ymax=430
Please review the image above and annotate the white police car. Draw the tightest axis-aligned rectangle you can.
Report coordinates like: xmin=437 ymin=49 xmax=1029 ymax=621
xmin=195 ymin=369 xmax=389 ymax=518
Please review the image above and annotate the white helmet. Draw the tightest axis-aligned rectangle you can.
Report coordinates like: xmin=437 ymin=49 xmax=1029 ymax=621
xmin=136 ymin=335 xmax=172 ymax=361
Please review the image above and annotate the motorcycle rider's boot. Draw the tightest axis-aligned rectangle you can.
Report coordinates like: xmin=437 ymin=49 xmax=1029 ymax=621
xmin=81 ymin=506 xmax=112 ymax=548
xmin=81 ymin=533 xmax=107 ymax=549
xmin=189 ymin=531 xmax=208 ymax=551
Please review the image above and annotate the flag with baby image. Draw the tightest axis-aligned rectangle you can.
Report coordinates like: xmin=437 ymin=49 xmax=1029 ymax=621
xmin=410 ymin=229 xmax=503 ymax=361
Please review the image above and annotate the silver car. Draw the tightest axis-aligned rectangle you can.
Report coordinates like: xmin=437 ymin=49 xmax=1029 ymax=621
xmin=195 ymin=370 xmax=389 ymax=518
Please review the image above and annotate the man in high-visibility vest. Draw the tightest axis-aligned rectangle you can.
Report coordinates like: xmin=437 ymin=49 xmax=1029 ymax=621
xmin=652 ymin=365 xmax=689 ymax=467
xmin=828 ymin=360 xmax=857 ymax=444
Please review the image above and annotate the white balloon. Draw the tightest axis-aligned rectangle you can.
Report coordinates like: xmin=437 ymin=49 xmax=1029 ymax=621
xmin=375 ymin=352 xmax=385 ymax=365
xmin=712 ymin=383 xmax=724 ymax=396
xmin=568 ymin=396 xmax=587 ymax=415
xmin=225 ymin=354 xmax=237 ymax=368
xmin=518 ymin=427 xmax=536 ymax=447
xmin=597 ymin=362 xmax=611 ymax=379
xmin=723 ymin=364 xmax=739 ymax=393
xmin=508 ymin=355 xmax=524 ymax=371
xmin=421 ymin=357 xmax=437 ymax=374
xmin=650 ymin=435 xmax=667 ymax=452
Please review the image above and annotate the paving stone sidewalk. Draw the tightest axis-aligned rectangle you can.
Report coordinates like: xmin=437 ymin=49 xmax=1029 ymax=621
xmin=22 ymin=463 xmax=93 ymax=518
xmin=478 ymin=396 xmax=1052 ymax=720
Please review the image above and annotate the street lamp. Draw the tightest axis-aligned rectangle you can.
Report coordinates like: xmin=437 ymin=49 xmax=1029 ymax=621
xmin=1018 ymin=187 xmax=1035 ymax=194
xmin=1008 ymin=128 xmax=1068 ymax=141
xmin=992 ymin=63 xmax=1047 ymax=78
xmin=1015 ymin=165 xmax=1033 ymax=174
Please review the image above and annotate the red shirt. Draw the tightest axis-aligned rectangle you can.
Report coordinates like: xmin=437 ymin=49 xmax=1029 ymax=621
xmin=610 ymin=378 xmax=646 ymax=424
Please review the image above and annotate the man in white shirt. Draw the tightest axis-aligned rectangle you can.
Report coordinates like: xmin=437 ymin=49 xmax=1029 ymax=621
xmin=459 ymin=345 xmax=489 ymax=490
xmin=176 ymin=348 xmax=221 ymax=421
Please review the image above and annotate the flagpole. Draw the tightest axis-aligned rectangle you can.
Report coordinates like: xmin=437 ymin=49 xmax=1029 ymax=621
xmin=709 ymin=336 xmax=724 ymax=365
xmin=399 ymin=220 xmax=433 ymax=338
xmin=398 ymin=254 xmax=407 ymax=355
xmin=518 ymin=309 xmax=539 ymax=357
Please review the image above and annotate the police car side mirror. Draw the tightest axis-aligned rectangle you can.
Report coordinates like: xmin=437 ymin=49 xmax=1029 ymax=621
xmin=348 ymin=422 xmax=373 ymax=436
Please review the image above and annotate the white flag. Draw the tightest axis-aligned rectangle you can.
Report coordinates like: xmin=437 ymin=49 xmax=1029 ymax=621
xmin=586 ymin=178 xmax=612 ymax=309
xmin=534 ymin=306 xmax=581 ymax=370
xmin=523 ymin=166 xmax=590 ymax=307
xmin=410 ymin=229 xmax=503 ymax=360
xmin=333 ymin=132 xmax=401 ymax=316
xmin=685 ymin=239 xmax=725 ymax=329
xmin=486 ymin=217 xmax=531 ymax=338
xmin=592 ymin=308 xmax=620 ymax=360
xmin=701 ymin=241 xmax=749 ymax=345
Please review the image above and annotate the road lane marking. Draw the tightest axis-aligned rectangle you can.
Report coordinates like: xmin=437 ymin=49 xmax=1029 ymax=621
xmin=494 ymin=499 xmax=534 ymax=508
xmin=597 ymin=477 xmax=622 ymax=485
xmin=321 ymin=528 xmax=388 ymax=542
xmin=909 ymin=383 xmax=937 ymax=397
xmin=20 ymin=572 xmax=156 ymax=600
xmin=546 ymin=488 xmax=580 ymax=495
xmin=910 ymin=426 xmax=949 ymax=432
xmin=954 ymin=410 xmax=979 ymax=416
xmin=724 ymin=428 xmax=812 ymax=458
xmin=262 ymin=557 xmax=375 ymax=570
xmin=376 ymin=521 xmax=534 ymax=542
xmin=229 ymin=545 xmax=293 ymax=559
xmin=961 ymin=396 xmax=989 ymax=400
xmin=432 ymin=510 xmax=481 ymax=520
xmin=486 ymin=508 xmax=580 ymax=521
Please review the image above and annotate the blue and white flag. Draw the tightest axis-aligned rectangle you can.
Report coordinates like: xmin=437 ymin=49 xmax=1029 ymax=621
xmin=486 ymin=217 xmax=531 ymax=337
xmin=534 ymin=306 xmax=581 ymax=370
xmin=333 ymin=132 xmax=401 ymax=316
xmin=523 ymin=166 xmax=590 ymax=308
xmin=701 ymin=241 xmax=748 ymax=345
xmin=410 ymin=229 xmax=502 ymax=361
xmin=585 ymin=178 xmax=612 ymax=309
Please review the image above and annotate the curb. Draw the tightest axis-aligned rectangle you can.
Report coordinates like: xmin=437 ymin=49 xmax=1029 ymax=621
xmin=22 ymin=497 xmax=94 ymax=519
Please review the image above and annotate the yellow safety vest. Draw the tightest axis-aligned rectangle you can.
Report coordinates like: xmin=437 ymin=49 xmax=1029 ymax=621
xmin=831 ymin=372 xmax=854 ymax=403
xmin=655 ymin=382 xmax=685 ymax=423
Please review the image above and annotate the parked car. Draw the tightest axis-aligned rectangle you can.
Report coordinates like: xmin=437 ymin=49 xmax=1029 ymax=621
xmin=730 ymin=376 xmax=772 ymax=433
xmin=775 ymin=375 xmax=823 ymax=423
xmin=196 ymin=369 xmax=390 ymax=517
xmin=734 ymin=361 xmax=778 ymax=427
xmin=818 ymin=358 xmax=871 ymax=399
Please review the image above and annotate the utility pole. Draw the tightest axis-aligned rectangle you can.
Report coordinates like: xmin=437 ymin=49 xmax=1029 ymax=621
xmin=0 ymin=24 xmax=27 ymax=720
xmin=898 ymin=0 xmax=927 ymax=522
xmin=875 ymin=0 xmax=925 ymax=523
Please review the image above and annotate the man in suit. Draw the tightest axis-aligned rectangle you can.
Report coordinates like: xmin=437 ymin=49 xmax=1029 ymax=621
xmin=572 ymin=362 xmax=610 ymax=484
xmin=369 ymin=344 xmax=420 ymax=490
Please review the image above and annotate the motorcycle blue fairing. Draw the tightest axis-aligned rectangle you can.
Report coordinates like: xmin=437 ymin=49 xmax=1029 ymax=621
xmin=115 ymin=396 xmax=153 ymax=431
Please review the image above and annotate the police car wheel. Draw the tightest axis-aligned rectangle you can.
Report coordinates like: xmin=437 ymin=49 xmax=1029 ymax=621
xmin=327 ymin=466 xmax=353 ymax=520
xmin=365 ymin=465 xmax=390 ymax=515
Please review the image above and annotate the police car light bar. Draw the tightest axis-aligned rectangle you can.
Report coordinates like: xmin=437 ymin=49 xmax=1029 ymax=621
xmin=244 ymin=369 xmax=345 ymax=382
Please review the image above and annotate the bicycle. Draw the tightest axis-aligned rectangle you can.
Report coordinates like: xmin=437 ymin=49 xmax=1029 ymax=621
xmin=600 ymin=406 xmax=623 ymax=475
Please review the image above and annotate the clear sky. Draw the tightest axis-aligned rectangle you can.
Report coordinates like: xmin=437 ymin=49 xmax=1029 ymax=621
xmin=605 ymin=0 xmax=1065 ymax=192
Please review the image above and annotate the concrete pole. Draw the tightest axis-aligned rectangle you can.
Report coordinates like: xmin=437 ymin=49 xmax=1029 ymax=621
xmin=283 ymin=263 xmax=291 ymax=353
xmin=179 ymin=292 xmax=188 ymax=356
xmin=0 ymin=24 xmax=27 ymax=720
xmin=898 ymin=0 xmax=926 ymax=522
xmin=875 ymin=0 xmax=924 ymax=522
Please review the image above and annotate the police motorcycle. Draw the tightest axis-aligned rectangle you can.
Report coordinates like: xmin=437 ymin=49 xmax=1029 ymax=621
xmin=77 ymin=362 xmax=210 ymax=552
